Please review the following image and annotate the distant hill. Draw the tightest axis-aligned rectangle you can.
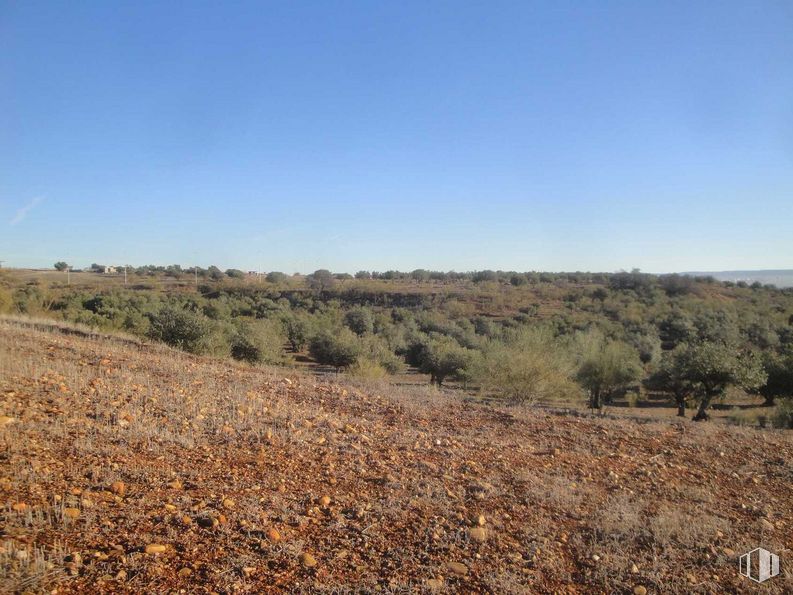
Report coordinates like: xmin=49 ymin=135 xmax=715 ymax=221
xmin=682 ymin=269 xmax=793 ymax=288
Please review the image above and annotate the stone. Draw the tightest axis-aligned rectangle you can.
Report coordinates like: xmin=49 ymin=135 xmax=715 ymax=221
xmin=469 ymin=527 xmax=487 ymax=543
xmin=223 ymin=498 xmax=235 ymax=509
xmin=63 ymin=507 xmax=80 ymax=519
xmin=0 ymin=416 xmax=16 ymax=426
xmin=178 ymin=567 xmax=192 ymax=577
xmin=266 ymin=528 xmax=282 ymax=543
xmin=318 ymin=495 xmax=331 ymax=507
xmin=426 ymin=578 xmax=444 ymax=589
xmin=110 ymin=481 xmax=126 ymax=496
xmin=631 ymin=563 xmax=639 ymax=574
xmin=633 ymin=587 xmax=647 ymax=595
xmin=300 ymin=552 xmax=317 ymax=567
xmin=447 ymin=562 xmax=468 ymax=576
xmin=145 ymin=544 xmax=167 ymax=554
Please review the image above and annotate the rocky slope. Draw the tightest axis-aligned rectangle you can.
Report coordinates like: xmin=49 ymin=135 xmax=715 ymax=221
xmin=1 ymin=319 xmax=791 ymax=593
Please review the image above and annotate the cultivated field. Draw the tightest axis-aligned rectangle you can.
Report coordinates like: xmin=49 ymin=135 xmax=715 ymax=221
xmin=1 ymin=318 xmax=791 ymax=593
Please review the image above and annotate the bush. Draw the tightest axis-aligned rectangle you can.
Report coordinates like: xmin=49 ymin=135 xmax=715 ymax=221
xmin=575 ymin=331 xmax=643 ymax=408
xmin=347 ymin=357 xmax=388 ymax=379
xmin=266 ymin=271 xmax=287 ymax=284
xmin=282 ymin=312 xmax=311 ymax=352
xmin=476 ymin=328 xmax=579 ymax=404
xmin=344 ymin=307 xmax=374 ymax=336
xmin=147 ymin=306 xmax=211 ymax=354
xmin=309 ymin=329 xmax=361 ymax=370
xmin=230 ymin=320 xmax=286 ymax=365
xmin=411 ymin=335 xmax=478 ymax=386
xmin=771 ymin=399 xmax=793 ymax=429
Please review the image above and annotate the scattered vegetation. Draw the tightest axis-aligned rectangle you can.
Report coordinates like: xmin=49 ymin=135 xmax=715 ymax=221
xmin=2 ymin=266 xmax=792 ymax=422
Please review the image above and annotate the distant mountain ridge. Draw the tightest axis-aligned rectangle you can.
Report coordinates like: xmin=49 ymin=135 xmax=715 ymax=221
xmin=681 ymin=269 xmax=793 ymax=288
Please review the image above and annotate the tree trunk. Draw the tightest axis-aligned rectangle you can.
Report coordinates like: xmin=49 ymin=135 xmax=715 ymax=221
xmin=692 ymin=392 xmax=714 ymax=421
xmin=762 ymin=394 xmax=776 ymax=407
xmin=589 ymin=390 xmax=601 ymax=410
xmin=675 ymin=394 xmax=686 ymax=417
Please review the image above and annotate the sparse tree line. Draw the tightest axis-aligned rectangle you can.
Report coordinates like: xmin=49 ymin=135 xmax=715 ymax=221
xmin=51 ymin=263 xmax=786 ymax=292
xmin=3 ymin=269 xmax=793 ymax=428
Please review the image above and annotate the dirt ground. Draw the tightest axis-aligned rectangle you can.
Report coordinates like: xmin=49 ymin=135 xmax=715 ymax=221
xmin=1 ymin=318 xmax=791 ymax=593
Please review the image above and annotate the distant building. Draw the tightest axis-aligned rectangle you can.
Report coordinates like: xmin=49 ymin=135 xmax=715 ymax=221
xmin=104 ymin=266 xmax=117 ymax=274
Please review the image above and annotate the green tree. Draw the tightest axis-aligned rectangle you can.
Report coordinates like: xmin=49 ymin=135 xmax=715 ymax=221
xmin=309 ymin=269 xmax=335 ymax=292
xmin=576 ymin=332 xmax=643 ymax=409
xmin=54 ymin=262 xmax=69 ymax=271
xmin=414 ymin=336 xmax=477 ymax=387
xmin=344 ymin=307 xmax=374 ymax=336
xmin=309 ymin=329 xmax=361 ymax=371
xmin=677 ymin=342 xmax=766 ymax=421
xmin=758 ymin=350 xmax=793 ymax=407
xmin=147 ymin=306 xmax=211 ymax=354
xmin=644 ymin=347 xmax=697 ymax=417
xmin=230 ymin=320 xmax=285 ymax=365
xmin=282 ymin=312 xmax=311 ymax=352
xmin=266 ymin=271 xmax=287 ymax=284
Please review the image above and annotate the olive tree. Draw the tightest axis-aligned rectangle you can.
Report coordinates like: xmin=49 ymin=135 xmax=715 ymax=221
xmin=344 ymin=307 xmax=374 ymax=336
xmin=644 ymin=347 xmax=697 ymax=417
xmin=575 ymin=332 xmax=643 ymax=409
xmin=758 ymin=350 xmax=793 ymax=407
xmin=676 ymin=342 xmax=766 ymax=421
xmin=309 ymin=329 xmax=361 ymax=371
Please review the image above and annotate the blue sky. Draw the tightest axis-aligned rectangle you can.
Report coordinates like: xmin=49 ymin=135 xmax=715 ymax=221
xmin=1 ymin=1 xmax=792 ymax=273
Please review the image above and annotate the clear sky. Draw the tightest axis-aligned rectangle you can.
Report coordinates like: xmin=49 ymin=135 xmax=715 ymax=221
xmin=1 ymin=1 xmax=792 ymax=273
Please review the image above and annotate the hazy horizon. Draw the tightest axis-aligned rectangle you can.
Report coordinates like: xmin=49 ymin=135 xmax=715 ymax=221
xmin=2 ymin=2 xmax=792 ymax=272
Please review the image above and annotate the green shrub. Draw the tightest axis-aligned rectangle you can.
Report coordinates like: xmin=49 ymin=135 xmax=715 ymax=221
xmin=771 ymin=399 xmax=793 ymax=429
xmin=309 ymin=329 xmax=361 ymax=370
xmin=230 ymin=320 xmax=286 ymax=365
xmin=575 ymin=330 xmax=643 ymax=409
xmin=344 ymin=307 xmax=374 ymax=336
xmin=147 ymin=306 xmax=211 ymax=354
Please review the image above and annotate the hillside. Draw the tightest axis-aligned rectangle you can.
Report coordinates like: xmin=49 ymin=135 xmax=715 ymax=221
xmin=1 ymin=318 xmax=791 ymax=593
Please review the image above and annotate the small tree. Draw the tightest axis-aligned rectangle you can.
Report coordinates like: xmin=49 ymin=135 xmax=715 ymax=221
xmin=147 ymin=306 xmax=210 ymax=354
xmin=576 ymin=332 xmax=643 ymax=409
xmin=758 ymin=350 xmax=793 ymax=407
xmin=644 ymin=347 xmax=696 ymax=417
xmin=230 ymin=320 xmax=286 ymax=365
xmin=677 ymin=342 xmax=766 ymax=421
xmin=266 ymin=271 xmax=287 ymax=284
xmin=309 ymin=269 xmax=335 ymax=292
xmin=417 ymin=336 xmax=476 ymax=387
xmin=309 ymin=329 xmax=361 ymax=371
xmin=54 ymin=262 xmax=69 ymax=271
xmin=283 ymin=312 xmax=311 ymax=352
xmin=344 ymin=307 xmax=374 ymax=336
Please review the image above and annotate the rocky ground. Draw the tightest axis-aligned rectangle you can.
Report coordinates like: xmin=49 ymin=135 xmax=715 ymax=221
xmin=0 ymin=318 xmax=791 ymax=594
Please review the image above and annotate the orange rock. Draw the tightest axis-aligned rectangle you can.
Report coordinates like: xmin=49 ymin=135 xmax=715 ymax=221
xmin=145 ymin=544 xmax=167 ymax=554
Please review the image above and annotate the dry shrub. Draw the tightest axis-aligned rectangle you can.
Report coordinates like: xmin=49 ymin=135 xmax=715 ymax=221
xmin=476 ymin=327 xmax=580 ymax=404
